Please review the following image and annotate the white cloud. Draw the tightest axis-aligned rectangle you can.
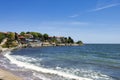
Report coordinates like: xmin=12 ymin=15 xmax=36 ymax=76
xmin=91 ymin=3 xmax=120 ymax=11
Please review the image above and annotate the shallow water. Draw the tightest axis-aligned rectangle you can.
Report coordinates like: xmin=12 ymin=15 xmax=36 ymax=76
xmin=1 ymin=44 xmax=120 ymax=80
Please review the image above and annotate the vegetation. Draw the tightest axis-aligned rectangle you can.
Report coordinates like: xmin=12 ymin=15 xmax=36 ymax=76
xmin=76 ymin=40 xmax=83 ymax=45
xmin=67 ymin=37 xmax=74 ymax=43
xmin=50 ymin=36 xmax=57 ymax=43
xmin=0 ymin=32 xmax=18 ymax=48
xmin=2 ymin=39 xmax=18 ymax=48
xmin=7 ymin=32 xmax=15 ymax=40
xmin=37 ymin=33 xmax=42 ymax=39
xmin=20 ymin=32 xmax=25 ymax=36
xmin=43 ymin=33 xmax=49 ymax=41
xmin=0 ymin=32 xmax=6 ymax=43
xmin=0 ymin=31 xmax=83 ymax=48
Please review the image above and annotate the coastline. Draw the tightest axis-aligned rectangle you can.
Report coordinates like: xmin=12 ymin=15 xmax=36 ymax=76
xmin=0 ymin=45 xmax=117 ymax=80
xmin=0 ymin=46 xmax=93 ymax=80
xmin=0 ymin=47 xmax=23 ymax=80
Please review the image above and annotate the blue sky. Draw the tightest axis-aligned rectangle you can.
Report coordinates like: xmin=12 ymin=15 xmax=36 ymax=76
xmin=0 ymin=0 xmax=120 ymax=43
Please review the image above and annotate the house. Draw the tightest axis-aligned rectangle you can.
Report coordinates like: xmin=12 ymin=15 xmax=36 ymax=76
xmin=18 ymin=35 xmax=26 ymax=44
xmin=26 ymin=38 xmax=42 ymax=47
xmin=26 ymin=38 xmax=40 ymax=43
xmin=55 ymin=36 xmax=64 ymax=43
xmin=24 ymin=34 xmax=33 ymax=39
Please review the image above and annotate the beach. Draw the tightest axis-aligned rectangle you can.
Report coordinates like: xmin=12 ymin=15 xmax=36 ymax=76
xmin=0 ymin=47 xmax=22 ymax=80
xmin=0 ymin=68 xmax=22 ymax=80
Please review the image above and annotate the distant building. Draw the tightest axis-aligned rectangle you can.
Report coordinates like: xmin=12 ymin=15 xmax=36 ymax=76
xmin=24 ymin=34 xmax=33 ymax=39
xmin=18 ymin=35 xmax=42 ymax=47
xmin=48 ymin=36 xmax=64 ymax=43
xmin=55 ymin=36 xmax=64 ymax=42
xmin=26 ymin=38 xmax=42 ymax=47
xmin=18 ymin=35 xmax=26 ymax=44
xmin=26 ymin=38 xmax=40 ymax=43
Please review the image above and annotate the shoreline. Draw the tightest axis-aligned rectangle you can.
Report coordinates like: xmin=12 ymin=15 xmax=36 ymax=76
xmin=0 ymin=46 xmax=93 ymax=80
xmin=0 ymin=47 xmax=23 ymax=80
xmin=0 ymin=45 xmax=115 ymax=80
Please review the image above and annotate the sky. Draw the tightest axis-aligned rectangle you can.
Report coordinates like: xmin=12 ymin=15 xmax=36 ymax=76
xmin=0 ymin=0 xmax=120 ymax=43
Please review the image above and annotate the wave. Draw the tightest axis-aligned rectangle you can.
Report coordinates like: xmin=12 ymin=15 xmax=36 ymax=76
xmin=55 ymin=67 xmax=112 ymax=80
xmin=4 ymin=51 xmax=92 ymax=80
xmin=33 ymin=72 xmax=51 ymax=80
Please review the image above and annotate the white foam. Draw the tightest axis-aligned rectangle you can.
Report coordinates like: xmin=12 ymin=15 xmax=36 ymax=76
xmin=55 ymin=67 xmax=112 ymax=80
xmin=33 ymin=73 xmax=51 ymax=80
xmin=4 ymin=51 xmax=92 ymax=80
xmin=12 ymin=55 xmax=42 ymax=63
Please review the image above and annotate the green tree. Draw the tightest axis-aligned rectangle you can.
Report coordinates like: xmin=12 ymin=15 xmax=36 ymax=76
xmin=51 ymin=36 xmax=57 ymax=43
xmin=5 ymin=39 xmax=12 ymax=48
xmin=76 ymin=40 xmax=83 ymax=45
xmin=30 ymin=32 xmax=39 ymax=39
xmin=20 ymin=32 xmax=25 ymax=36
xmin=0 ymin=33 xmax=6 ymax=43
xmin=7 ymin=32 xmax=15 ymax=40
xmin=43 ymin=33 xmax=49 ymax=41
xmin=26 ymin=32 xmax=30 ymax=34
xmin=67 ymin=37 xmax=74 ymax=43
xmin=37 ymin=33 xmax=42 ymax=39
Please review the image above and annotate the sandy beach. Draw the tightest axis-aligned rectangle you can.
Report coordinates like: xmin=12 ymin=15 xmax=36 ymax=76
xmin=0 ymin=68 xmax=22 ymax=80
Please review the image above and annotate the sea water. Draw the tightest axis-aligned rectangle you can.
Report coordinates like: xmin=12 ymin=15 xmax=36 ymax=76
xmin=1 ymin=44 xmax=120 ymax=80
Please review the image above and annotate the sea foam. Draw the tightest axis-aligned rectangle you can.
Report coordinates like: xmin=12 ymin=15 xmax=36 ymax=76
xmin=4 ymin=51 xmax=92 ymax=80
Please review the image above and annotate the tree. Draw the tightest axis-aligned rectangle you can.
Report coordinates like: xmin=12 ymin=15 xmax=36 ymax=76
xmin=7 ymin=32 xmax=15 ymax=40
xmin=30 ymin=32 xmax=39 ymax=39
xmin=37 ymin=33 xmax=42 ymax=39
xmin=15 ymin=32 xmax=19 ymax=40
xmin=51 ymin=36 xmax=57 ymax=43
xmin=67 ymin=37 xmax=74 ymax=43
xmin=5 ymin=39 xmax=12 ymax=48
xmin=20 ymin=32 xmax=25 ymax=36
xmin=76 ymin=40 xmax=83 ymax=45
xmin=26 ymin=32 xmax=30 ymax=34
xmin=43 ymin=33 xmax=49 ymax=41
xmin=2 ymin=32 xmax=16 ymax=48
xmin=0 ymin=32 xmax=6 ymax=43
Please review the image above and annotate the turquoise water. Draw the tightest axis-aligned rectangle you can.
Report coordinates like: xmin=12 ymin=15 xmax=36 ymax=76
xmin=4 ymin=44 xmax=120 ymax=80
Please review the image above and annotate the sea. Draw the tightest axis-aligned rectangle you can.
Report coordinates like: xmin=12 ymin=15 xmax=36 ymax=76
xmin=0 ymin=44 xmax=120 ymax=80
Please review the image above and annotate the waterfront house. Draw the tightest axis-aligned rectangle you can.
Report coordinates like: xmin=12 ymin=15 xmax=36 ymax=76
xmin=18 ymin=35 xmax=26 ymax=44
xmin=26 ymin=38 xmax=42 ymax=47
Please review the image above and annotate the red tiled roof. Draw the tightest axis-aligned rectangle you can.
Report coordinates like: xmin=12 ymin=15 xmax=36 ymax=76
xmin=18 ymin=36 xmax=25 ymax=38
